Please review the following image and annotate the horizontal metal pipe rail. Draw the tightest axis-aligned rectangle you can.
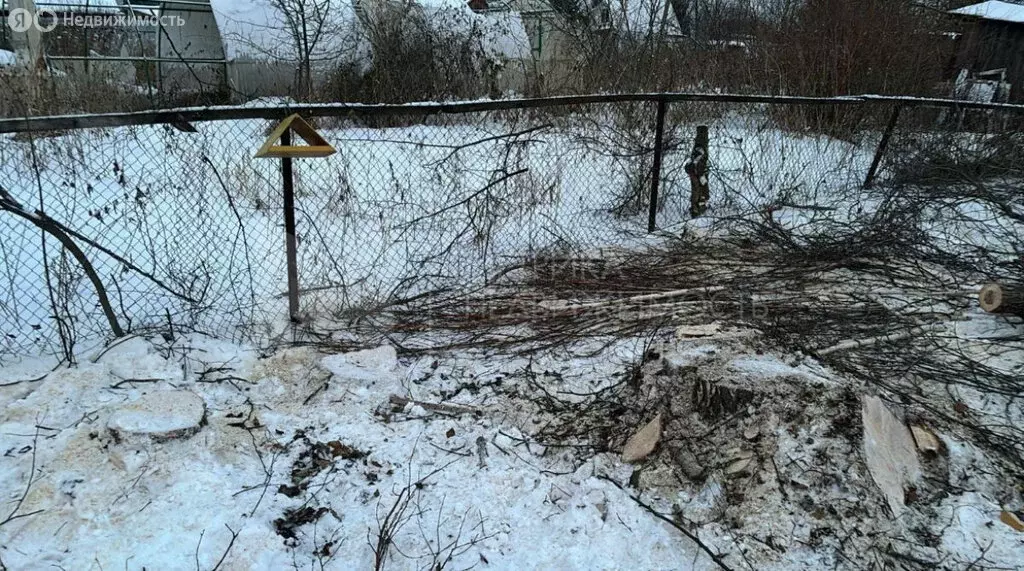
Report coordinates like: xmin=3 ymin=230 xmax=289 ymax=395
xmin=1 ymin=92 xmax=1022 ymax=134
xmin=45 ymin=55 xmax=228 ymax=65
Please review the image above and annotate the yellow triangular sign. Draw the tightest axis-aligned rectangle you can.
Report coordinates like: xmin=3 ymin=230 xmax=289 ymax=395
xmin=255 ymin=114 xmax=336 ymax=159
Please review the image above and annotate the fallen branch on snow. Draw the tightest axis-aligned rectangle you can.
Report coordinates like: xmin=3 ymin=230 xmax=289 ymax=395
xmin=814 ymin=323 xmax=948 ymax=357
xmin=598 ymin=475 xmax=736 ymax=571
xmin=388 ymin=395 xmax=481 ymax=417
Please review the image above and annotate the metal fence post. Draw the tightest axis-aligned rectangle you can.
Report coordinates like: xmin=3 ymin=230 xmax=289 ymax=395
xmin=648 ymin=99 xmax=668 ymax=233
xmin=280 ymin=129 xmax=301 ymax=322
xmin=863 ymin=104 xmax=902 ymax=189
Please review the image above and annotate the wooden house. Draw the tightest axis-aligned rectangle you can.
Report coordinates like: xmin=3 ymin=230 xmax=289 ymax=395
xmin=949 ymin=1 xmax=1024 ymax=102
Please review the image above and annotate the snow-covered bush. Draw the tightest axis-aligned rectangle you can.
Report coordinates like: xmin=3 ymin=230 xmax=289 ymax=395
xmin=320 ymin=0 xmax=529 ymax=103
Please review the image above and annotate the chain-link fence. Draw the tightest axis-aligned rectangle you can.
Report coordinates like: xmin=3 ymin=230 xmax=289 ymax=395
xmin=1 ymin=93 xmax=1021 ymax=361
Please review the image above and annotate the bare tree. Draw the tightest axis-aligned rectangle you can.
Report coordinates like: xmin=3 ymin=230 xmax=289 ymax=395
xmin=264 ymin=0 xmax=336 ymax=99
xmin=220 ymin=0 xmax=356 ymax=99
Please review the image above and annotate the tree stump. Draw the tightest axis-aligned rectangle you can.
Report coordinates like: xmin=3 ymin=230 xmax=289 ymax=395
xmin=979 ymin=284 xmax=1024 ymax=316
xmin=685 ymin=125 xmax=710 ymax=218
xmin=107 ymin=391 xmax=207 ymax=444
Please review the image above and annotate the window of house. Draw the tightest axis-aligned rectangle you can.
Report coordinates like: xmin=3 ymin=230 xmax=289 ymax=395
xmin=527 ymin=17 xmax=543 ymax=57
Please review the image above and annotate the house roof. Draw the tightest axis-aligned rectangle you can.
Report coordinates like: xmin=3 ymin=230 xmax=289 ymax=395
xmin=613 ymin=0 xmax=687 ymax=37
xmin=22 ymin=0 xmax=122 ymax=13
xmin=3 ymin=1 xmax=162 ymax=15
xmin=950 ymin=1 xmax=1024 ymax=25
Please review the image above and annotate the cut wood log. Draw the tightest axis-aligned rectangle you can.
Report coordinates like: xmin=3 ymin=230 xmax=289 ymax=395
xmin=1000 ymin=511 xmax=1024 ymax=532
xmin=910 ymin=425 xmax=943 ymax=456
xmin=979 ymin=284 xmax=1024 ymax=316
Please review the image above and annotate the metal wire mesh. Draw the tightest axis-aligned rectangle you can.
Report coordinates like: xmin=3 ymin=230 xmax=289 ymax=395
xmin=1 ymin=95 xmax=1021 ymax=361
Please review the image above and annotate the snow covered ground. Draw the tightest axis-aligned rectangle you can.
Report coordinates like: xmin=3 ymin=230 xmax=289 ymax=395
xmin=0 ymin=335 xmax=701 ymax=570
xmin=1 ymin=313 xmax=1021 ymax=570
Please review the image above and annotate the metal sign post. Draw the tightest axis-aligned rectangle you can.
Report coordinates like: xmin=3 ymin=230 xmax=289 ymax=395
xmin=256 ymin=114 xmax=336 ymax=322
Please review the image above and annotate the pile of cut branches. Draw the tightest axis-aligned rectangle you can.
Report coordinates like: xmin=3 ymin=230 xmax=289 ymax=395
xmin=391 ymin=232 xmax=1023 ymax=472
xmin=393 ymin=236 xmax=967 ymax=354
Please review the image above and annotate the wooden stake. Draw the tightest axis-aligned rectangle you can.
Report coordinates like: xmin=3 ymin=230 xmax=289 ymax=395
xmin=685 ymin=125 xmax=710 ymax=218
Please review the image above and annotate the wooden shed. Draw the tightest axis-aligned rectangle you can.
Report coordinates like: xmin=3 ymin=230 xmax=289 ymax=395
xmin=949 ymin=0 xmax=1024 ymax=102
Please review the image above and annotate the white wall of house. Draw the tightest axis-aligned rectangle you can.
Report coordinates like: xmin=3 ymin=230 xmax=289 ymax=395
xmin=5 ymin=0 xmax=44 ymax=70
xmin=499 ymin=0 xmax=591 ymax=91
xmin=158 ymin=1 xmax=228 ymax=95
xmin=227 ymin=59 xmax=296 ymax=99
xmin=208 ymin=0 xmax=364 ymax=99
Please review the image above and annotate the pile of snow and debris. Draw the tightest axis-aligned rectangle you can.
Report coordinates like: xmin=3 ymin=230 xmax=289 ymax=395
xmin=528 ymin=328 xmax=1024 ymax=569
xmin=0 ymin=324 xmax=1021 ymax=570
